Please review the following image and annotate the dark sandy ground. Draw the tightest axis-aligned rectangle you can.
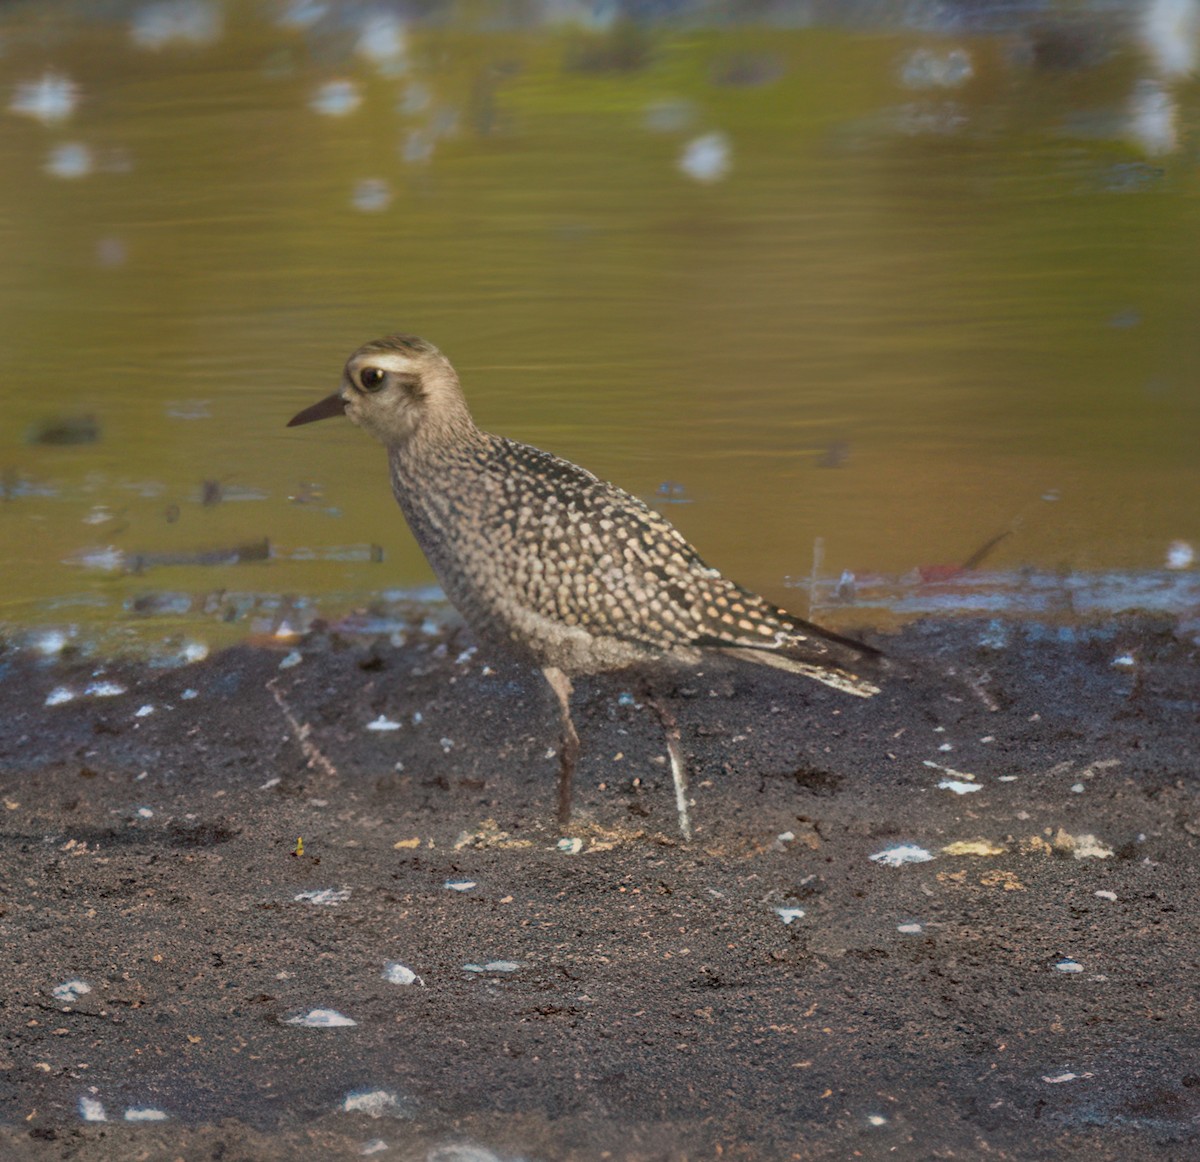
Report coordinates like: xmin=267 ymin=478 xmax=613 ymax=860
xmin=0 ymin=612 xmax=1197 ymax=1161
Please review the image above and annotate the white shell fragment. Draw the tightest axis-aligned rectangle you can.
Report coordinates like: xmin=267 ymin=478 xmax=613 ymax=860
xmin=366 ymin=716 xmax=402 ymax=732
xmin=285 ymin=1009 xmax=358 ymax=1027
xmin=382 ymin=962 xmax=423 ymax=986
xmin=52 ymin=979 xmax=92 ymax=1003
xmin=938 ymin=779 xmax=982 ymax=795
xmin=774 ymin=907 xmax=805 ymax=925
xmin=78 ymin=1096 xmax=107 ymax=1122
xmin=295 ymin=888 xmax=352 ymax=906
xmin=870 ymin=844 xmax=935 ymax=867
xmin=342 ymin=1088 xmax=411 ymax=1118
xmin=463 ymin=961 xmax=521 ymax=974
xmin=444 ymin=879 xmax=476 ymax=891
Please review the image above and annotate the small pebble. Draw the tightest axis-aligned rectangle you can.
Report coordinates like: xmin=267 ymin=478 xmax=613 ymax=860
xmin=382 ymin=963 xmax=422 ymax=986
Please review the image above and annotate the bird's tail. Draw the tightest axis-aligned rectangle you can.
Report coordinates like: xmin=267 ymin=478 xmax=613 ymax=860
xmin=694 ymin=591 xmax=884 ymax=697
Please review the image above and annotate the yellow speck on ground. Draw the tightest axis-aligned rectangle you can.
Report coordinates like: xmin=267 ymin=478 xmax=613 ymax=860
xmin=941 ymin=839 xmax=1008 ymax=857
xmin=979 ymin=869 xmax=1026 ymax=891
xmin=392 ymin=837 xmax=421 ymax=849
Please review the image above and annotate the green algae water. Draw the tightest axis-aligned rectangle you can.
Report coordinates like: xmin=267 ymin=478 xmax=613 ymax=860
xmin=1 ymin=1 xmax=1198 ymax=656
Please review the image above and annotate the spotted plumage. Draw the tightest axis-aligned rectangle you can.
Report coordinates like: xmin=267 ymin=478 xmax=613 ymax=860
xmin=288 ymin=334 xmax=882 ymax=835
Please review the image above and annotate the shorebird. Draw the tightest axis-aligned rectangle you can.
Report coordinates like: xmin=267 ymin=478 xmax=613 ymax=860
xmin=288 ymin=334 xmax=882 ymax=838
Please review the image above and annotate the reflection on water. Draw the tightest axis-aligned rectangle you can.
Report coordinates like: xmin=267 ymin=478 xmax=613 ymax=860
xmin=1 ymin=0 xmax=1198 ymax=657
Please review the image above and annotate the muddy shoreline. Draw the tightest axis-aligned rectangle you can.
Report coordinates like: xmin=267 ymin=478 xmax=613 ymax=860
xmin=0 ymin=614 xmax=1197 ymax=1160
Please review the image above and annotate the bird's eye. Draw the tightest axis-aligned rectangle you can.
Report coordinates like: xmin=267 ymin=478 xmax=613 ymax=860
xmin=359 ymin=367 xmax=386 ymax=392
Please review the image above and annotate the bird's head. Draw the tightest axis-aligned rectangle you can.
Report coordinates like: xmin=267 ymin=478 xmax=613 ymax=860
xmin=287 ymin=334 xmax=474 ymax=447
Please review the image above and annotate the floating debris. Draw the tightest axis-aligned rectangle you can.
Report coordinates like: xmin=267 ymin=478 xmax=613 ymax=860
xmin=45 ymin=143 xmax=94 ymax=179
xmin=1166 ymin=539 xmax=1194 ymax=569
xmin=10 ymin=72 xmax=80 ymax=124
xmin=382 ymin=963 xmax=422 ymax=986
xmin=52 ymin=979 xmax=92 ymax=1003
xmin=870 ymin=844 xmax=935 ymax=867
xmin=898 ymin=47 xmax=973 ymax=89
xmin=678 ymin=132 xmax=731 ymax=183
xmin=294 ymin=888 xmax=351 ymax=906
xmin=27 ymin=414 xmax=100 ymax=445
xmin=311 ymin=79 xmax=362 ymax=117
xmin=353 ymin=178 xmax=393 ymax=212
xmin=284 ymin=1009 xmax=357 ymax=1027
xmin=130 ymin=1 xmax=223 ymax=50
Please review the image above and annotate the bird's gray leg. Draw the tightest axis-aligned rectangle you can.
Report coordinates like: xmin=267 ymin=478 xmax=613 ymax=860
xmin=542 ymin=666 xmax=580 ymax=833
xmin=640 ymin=685 xmax=692 ymax=842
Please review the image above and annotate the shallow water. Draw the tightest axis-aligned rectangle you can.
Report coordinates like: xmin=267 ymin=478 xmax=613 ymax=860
xmin=1 ymin=0 xmax=1197 ymax=655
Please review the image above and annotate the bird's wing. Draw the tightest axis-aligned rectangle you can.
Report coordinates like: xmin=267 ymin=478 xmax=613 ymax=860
xmin=490 ymin=439 xmax=880 ymax=695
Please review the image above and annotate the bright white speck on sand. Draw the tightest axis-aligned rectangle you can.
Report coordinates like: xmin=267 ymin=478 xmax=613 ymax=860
xmin=897 ymin=922 xmax=924 ymax=934
xmin=1054 ymin=958 xmax=1084 ymax=973
xmin=46 ymin=687 xmax=75 ymax=707
xmin=279 ymin=651 xmax=302 ymax=669
xmin=86 ymin=681 xmax=126 ymax=698
xmin=360 ymin=1141 xmax=388 ymax=1156
xmin=1111 ymin=653 xmax=1136 ymax=669
xmin=678 ymin=132 xmax=731 ymax=182
xmin=1043 ymin=1072 xmax=1080 ymax=1084
xmin=45 ymin=142 xmax=93 ymax=178
xmin=52 ymin=980 xmax=92 ymax=1003
xmin=181 ymin=688 xmax=198 ymax=700
xmin=311 ymin=79 xmax=362 ymax=117
xmin=1095 ymin=890 xmax=1118 ymax=901
xmin=1166 ymin=539 xmax=1194 ymax=569
xmin=78 ymin=1096 xmax=107 ymax=1122
xmin=136 ymin=807 xmax=153 ymax=818
xmin=383 ymin=963 xmax=422 ymax=986
xmin=135 ymin=704 xmax=154 ymax=717
xmin=871 ymin=845 xmax=935 ymax=867
xmin=867 ymin=1113 xmax=889 ymax=1126
xmin=285 ymin=1009 xmax=357 ymax=1027
xmin=295 ymin=888 xmax=351 ymax=906
xmin=182 ymin=642 xmax=208 ymax=663
xmin=556 ymin=837 xmax=583 ymax=854
xmin=366 ymin=716 xmax=401 ymax=731
xmin=342 ymin=1088 xmax=410 ymax=1117
xmin=939 ymin=779 xmax=982 ymax=795
xmin=444 ymin=879 xmax=476 ymax=891
xmin=774 ymin=907 xmax=805 ymax=925
xmin=124 ymin=1107 xmax=169 ymax=1121
xmin=10 ymin=72 xmax=80 ymax=123
xmin=463 ymin=961 xmax=520 ymax=974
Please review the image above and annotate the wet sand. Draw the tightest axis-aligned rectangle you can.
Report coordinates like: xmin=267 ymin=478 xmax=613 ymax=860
xmin=0 ymin=615 xmax=1197 ymax=1160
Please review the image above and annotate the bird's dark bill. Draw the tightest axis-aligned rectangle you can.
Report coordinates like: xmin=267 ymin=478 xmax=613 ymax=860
xmin=287 ymin=393 xmax=347 ymax=427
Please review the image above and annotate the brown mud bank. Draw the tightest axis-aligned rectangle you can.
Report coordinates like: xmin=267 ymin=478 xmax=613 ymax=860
xmin=0 ymin=615 xmax=1197 ymax=1160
